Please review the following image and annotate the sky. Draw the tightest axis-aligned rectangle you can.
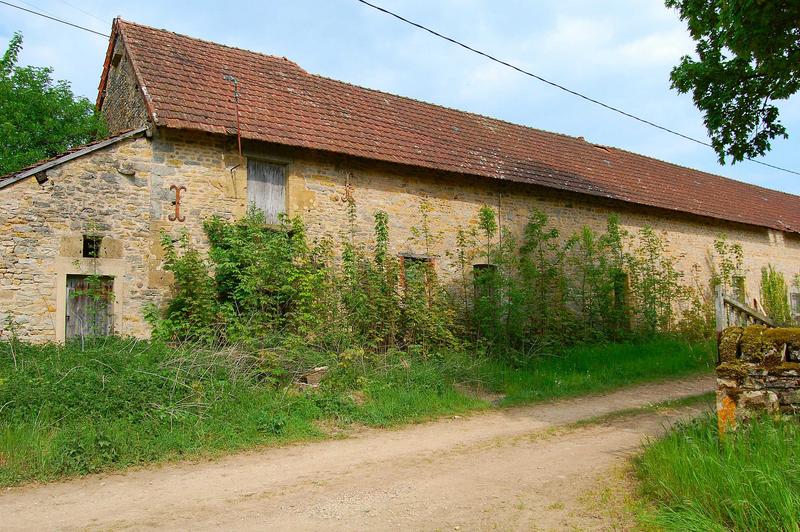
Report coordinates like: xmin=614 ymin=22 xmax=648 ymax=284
xmin=2 ymin=0 xmax=798 ymax=194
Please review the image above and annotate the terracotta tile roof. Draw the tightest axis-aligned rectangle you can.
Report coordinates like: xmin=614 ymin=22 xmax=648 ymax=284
xmin=105 ymin=19 xmax=800 ymax=233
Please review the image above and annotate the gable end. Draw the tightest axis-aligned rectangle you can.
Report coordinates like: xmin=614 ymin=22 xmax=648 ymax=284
xmin=96 ymin=23 xmax=152 ymax=134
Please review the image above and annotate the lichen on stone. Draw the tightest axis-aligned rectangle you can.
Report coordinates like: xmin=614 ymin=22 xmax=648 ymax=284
xmin=718 ymin=326 xmax=743 ymax=362
xmin=740 ymin=325 xmax=772 ymax=363
xmin=717 ymin=360 xmax=749 ymax=380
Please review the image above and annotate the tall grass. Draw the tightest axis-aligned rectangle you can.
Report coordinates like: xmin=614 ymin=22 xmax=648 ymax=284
xmin=636 ymin=414 xmax=800 ymax=531
xmin=0 ymin=336 xmax=713 ymax=486
xmin=480 ymin=337 xmax=715 ymax=406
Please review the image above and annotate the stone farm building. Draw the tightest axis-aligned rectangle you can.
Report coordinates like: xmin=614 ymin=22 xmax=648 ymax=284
xmin=2 ymin=19 xmax=800 ymax=343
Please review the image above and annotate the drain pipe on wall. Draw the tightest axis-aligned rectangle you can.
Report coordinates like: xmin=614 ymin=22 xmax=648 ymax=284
xmin=223 ymin=73 xmax=243 ymax=197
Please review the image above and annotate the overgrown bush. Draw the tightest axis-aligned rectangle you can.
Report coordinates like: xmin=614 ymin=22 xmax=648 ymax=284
xmin=625 ymin=226 xmax=686 ymax=333
xmin=710 ymin=235 xmax=746 ymax=298
xmin=760 ymin=264 xmax=791 ymax=324
xmin=147 ymin=202 xmax=750 ymax=359
xmin=467 ymin=208 xmax=708 ymax=357
xmin=148 ymin=204 xmax=459 ymax=355
xmin=146 ymin=232 xmax=218 ymax=342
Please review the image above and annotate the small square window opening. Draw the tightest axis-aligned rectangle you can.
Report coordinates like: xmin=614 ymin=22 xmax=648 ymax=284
xmin=83 ymin=235 xmax=102 ymax=258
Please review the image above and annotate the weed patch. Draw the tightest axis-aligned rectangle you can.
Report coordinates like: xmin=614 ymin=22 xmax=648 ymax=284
xmin=636 ymin=413 xmax=800 ymax=530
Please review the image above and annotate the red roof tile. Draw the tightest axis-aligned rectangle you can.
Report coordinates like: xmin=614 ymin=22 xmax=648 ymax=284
xmin=106 ymin=19 xmax=800 ymax=233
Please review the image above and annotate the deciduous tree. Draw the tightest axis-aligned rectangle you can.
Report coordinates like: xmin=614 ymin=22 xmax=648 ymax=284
xmin=0 ymin=32 xmax=106 ymax=175
xmin=666 ymin=0 xmax=799 ymax=163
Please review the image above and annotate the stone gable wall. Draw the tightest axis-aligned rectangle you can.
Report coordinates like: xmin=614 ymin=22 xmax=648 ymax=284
xmin=2 ymin=130 xmax=799 ymax=343
xmin=99 ymin=37 xmax=149 ymax=134
xmin=0 ymin=130 xmax=246 ymax=342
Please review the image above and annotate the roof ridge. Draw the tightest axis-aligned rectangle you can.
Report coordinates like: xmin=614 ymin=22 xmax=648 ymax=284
xmin=116 ymin=19 xmax=591 ymax=147
xmin=116 ymin=19 xmax=306 ymax=73
xmin=110 ymin=20 xmax=800 ymax=233
xmin=116 ymin=19 xmax=797 ymax=200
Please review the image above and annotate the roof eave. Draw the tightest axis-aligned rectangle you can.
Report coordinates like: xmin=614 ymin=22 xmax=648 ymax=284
xmin=0 ymin=127 xmax=148 ymax=190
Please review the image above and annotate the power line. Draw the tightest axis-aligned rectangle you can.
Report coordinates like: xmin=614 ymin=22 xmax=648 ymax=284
xmin=0 ymin=0 xmax=108 ymax=37
xmin=53 ymin=0 xmax=108 ymax=27
xmin=3 ymin=0 xmax=796 ymax=176
xmin=354 ymin=0 xmax=800 ymax=177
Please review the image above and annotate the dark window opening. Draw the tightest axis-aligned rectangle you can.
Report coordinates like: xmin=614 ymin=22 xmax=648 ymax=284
xmin=83 ymin=235 xmax=102 ymax=258
xmin=611 ymin=269 xmax=631 ymax=333
xmin=34 ymin=172 xmax=48 ymax=185
xmin=473 ymin=263 xmax=497 ymax=299
xmin=399 ymin=253 xmax=433 ymax=288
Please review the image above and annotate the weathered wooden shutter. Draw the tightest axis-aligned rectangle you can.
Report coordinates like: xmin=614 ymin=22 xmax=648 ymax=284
xmin=65 ymin=275 xmax=114 ymax=339
xmin=247 ymin=160 xmax=286 ymax=224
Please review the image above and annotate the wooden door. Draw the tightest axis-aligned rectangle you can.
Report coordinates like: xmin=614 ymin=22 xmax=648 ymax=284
xmin=65 ymin=275 xmax=114 ymax=339
xmin=247 ymin=159 xmax=286 ymax=224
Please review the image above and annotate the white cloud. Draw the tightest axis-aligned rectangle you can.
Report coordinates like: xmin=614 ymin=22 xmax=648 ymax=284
xmin=617 ymin=30 xmax=694 ymax=68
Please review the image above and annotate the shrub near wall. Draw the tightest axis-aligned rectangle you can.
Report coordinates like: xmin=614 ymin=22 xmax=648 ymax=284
xmin=147 ymin=204 xmax=721 ymax=358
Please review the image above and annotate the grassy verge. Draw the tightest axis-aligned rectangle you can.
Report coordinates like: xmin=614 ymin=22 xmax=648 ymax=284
xmin=635 ymin=414 xmax=800 ymax=530
xmin=0 ymin=336 xmax=714 ymax=486
xmin=571 ymin=391 xmax=715 ymax=429
xmin=479 ymin=338 xmax=715 ymax=406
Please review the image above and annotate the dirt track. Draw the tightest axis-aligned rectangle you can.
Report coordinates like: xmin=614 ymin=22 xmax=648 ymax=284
xmin=1 ymin=375 xmax=714 ymax=531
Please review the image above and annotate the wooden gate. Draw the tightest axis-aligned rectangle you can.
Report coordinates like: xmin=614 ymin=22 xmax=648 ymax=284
xmin=65 ymin=275 xmax=114 ymax=339
xmin=714 ymin=285 xmax=775 ymax=334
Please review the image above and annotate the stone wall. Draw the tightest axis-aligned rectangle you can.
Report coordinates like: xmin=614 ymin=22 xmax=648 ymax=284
xmin=99 ymin=37 xmax=149 ymax=134
xmin=2 ymin=129 xmax=800 ymax=343
xmin=286 ymin=147 xmax=800 ymax=303
xmin=0 ymin=129 xmax=247 ymax=343
xmin=717 ymin=325 xmax=800 ymax=431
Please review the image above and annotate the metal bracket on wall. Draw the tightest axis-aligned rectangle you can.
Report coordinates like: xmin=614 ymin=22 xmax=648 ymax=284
xmin=169 ymin=184 xmax=187 ymax=222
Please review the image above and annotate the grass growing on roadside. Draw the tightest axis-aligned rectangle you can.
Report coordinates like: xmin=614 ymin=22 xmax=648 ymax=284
xmin=0 ymin=336 xmax=713 ymax=486
xmin=480 ymin=337 xmax=715 ymax=406
xmin=571 ymin=391 xmax=715 ymax=429
xmin=635 ymin=414 xmax=800 ymax=531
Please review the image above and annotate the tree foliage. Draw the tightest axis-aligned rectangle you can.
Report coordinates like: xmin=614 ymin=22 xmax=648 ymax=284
xmin=0 ymin=32 xmax=106 ymax=175
xmin=666 ymin=0 xmax=799 ymax=163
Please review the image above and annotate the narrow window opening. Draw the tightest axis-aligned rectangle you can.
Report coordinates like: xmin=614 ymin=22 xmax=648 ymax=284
xmin=611 ymin=269 xmax=631 ymax=333
xmin=83 ymin=235 xmax=102 ymax=258
xmin=791 ymin=292 xmax=800 ymax=317
xmin=34 ymin=172 xmax=48 ymax=185
xmin=399 ymin=253 xmax=433 ymax=289
xmin=473 ymin=263 xmax=497 ymax=300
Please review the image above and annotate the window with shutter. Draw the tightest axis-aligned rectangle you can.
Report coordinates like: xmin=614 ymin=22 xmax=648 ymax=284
xmin=791 ymin=292 xmax=800 ymax=317
xmin=247 ymin=159 xmax=286 ymax=223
